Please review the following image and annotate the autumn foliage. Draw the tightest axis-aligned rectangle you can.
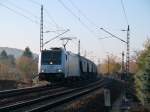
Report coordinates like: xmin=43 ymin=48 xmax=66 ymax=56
xmin=97 ymin=54 xmax=121 ymax=75
xmin=0 ymin=47 xmax=38 ymax=84
xmin=16 ymin=56 xmax=37 ymax=83
xmin=135 ymin=39 xmax=150 ymax=105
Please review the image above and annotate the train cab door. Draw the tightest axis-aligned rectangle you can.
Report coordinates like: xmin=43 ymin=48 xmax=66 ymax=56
xmin=65 ymin=53 xmax=69 ymax=78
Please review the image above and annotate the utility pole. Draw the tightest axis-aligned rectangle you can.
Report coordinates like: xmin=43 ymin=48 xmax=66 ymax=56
xmin=78 ymin=40 xmax=80 ymax=55
xmin=122 ymin=25 xmax=130 ymax=78
xmin=40 ymin=5 xmax=43 ymax=51
xmin=107 ymin=55 xmax=110 ymax=75
xmin=100 ymin=27 xmax=130 ymax=78
xmin=126 ymin=25 xmax=130 ymax=77
xmin=122 ymin=51 xmax=125 ymax=72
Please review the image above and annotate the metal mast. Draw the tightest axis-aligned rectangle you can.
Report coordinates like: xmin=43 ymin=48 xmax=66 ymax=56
xmin=100 ymin=27 xmax=130 ymax=77
xmin=78 ymin=40 xmax=80 ymax=55
xmin=126 ymin=25 xmax=130 ymax=76
xmin=122 ymin=51 xmax=125 ymax=72
xmin=40 ymin=5 xmax=43 ymax=51
xmin=107 ymin=55 xmax=110 ymax=74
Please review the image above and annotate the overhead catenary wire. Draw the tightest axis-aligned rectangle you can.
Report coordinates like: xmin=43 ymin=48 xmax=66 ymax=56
xmin=26 ymin=0 xmax=73 ymax=51
xmin=27 ymin=0 xmax=59 ymax=28
xmin=67 ymin=38 xmax=79 ymax=53
xmin=64 ymin=39 xmax=75 ymax=52
xmin=44 ymin=8 xmax=66 ymax=31
xmin=0 ymin=2 xmax=39 ymax=24
xmin=44 ymin=29 xmax=70 ymax=46
xmin=1 ymin=0 xmax=52 ymax=29
xmin=5 ymin=0 xmax=40 ymax=20
xmin=27 ymin=0 xmax=100 ymax=54
xmin=68 ymin=0 xmax=99 ymax=29
xmin=27 ymin=0 xmax=41 ymax=6
xmin=0 ymin=1 xmax=53 ymax=30
xmin=57 ymin=0 xmax=98 ymax=37
xmin=121 ymin=0 xmax=129 ymax=25
xmin=26 ymin=0 xmax=61 ymax=30
xmin=44 ymin=9 xmax=60 ymax=29
xmin=27 ymin=0 xmax=67 ymax=32
xmin=68 ymin=0 xmax=108 ymax=59
xmin=44 ymin=9 xmax=69 ymax=34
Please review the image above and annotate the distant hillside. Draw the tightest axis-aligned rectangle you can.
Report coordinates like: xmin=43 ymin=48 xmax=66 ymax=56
xmin=0 ymin=47 xmax=38 ymax=58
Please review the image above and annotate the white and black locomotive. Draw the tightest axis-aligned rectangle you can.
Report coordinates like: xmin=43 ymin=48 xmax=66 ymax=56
xmin=38 ymin=47 xmax=97 ymax=81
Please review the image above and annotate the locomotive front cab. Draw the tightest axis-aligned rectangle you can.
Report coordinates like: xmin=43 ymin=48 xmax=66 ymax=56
xmin=38 ymin=48 xmax=65 ymax=81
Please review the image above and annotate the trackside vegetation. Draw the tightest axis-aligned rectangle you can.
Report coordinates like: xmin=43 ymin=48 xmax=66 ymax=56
xmin=135 ymin=39 xmax=150 ymax=105
xmin=0 ymin=47 xmax=38 ymax=87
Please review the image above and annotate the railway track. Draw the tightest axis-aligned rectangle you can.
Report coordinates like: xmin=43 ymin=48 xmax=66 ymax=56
xmin=0 ymin=78 xmax=106 ymax=112
xmin=0 ymin=82 xmax=58 ymax=99
xmin=0 ymin=83 xmax=66 ymax=107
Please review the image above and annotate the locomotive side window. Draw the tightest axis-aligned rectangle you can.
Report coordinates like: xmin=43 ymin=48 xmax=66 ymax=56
xmin=83 ymin=61 xmax=86 ymax=72
xmin=41 ymin=51 xmax=61 ymax=65
xmin=87 ymin=63 xmax=89 ymax=73
xmin=80 ymin=61 xmax=83 ymax=73
xmin=66 ymin=55 xmax=67 ymax=61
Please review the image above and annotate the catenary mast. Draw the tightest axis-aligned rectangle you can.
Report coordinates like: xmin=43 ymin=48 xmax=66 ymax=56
xmin=40 ymin=5 xmax=43 ymax=51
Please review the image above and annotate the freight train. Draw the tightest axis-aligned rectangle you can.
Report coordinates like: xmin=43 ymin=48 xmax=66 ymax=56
xmin=38 ymin=47 xmax=97 ymax=82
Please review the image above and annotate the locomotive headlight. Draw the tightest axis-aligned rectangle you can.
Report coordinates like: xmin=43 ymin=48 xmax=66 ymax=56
xmin=57 ymin=69 xmax=62 ymax=73
xmin=41 ymin=69 xmax=45 ymax=72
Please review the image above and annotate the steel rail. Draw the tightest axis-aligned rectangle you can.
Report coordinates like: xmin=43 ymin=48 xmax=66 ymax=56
xmin=0 ymin=86 xmax=66 ymax=108
xmin=29 ymin=81 xmax=106 ymax=112
xmin=0 ymin=79 xmax=105 ymax=112
xmin=0 ymin=83 xmax=58 ymax=99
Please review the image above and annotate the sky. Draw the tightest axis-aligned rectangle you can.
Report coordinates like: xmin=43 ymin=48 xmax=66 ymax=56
xmin=0 ymin=0 xmax=150 ymax=63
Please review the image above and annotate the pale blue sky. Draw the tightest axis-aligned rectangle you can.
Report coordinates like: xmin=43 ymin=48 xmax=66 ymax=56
xmin=0 ymin=0 xmax=150 ymax=63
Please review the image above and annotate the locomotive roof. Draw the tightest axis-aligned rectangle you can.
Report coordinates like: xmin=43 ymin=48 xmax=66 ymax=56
xmin=42 ymin=47 xmax=96 ymax=65
xmin=66 ymin=50 xmax=95 ymax=65
xmin=42 ymin=47 xmax=63 ymax=51
xmin=79 ymin=55 xmax=95 ymax=65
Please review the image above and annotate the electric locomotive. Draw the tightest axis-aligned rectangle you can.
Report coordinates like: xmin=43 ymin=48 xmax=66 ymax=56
xmin=38 ymin=47 xmax=97 ymax=82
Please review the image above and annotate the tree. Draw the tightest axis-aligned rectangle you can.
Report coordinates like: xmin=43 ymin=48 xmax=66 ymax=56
xmin=16 ymin=47 xmax=37 ymax=83
xmin=129 ymin=60 xmax=138 ymax=74
xmin=23 ymin=47 xmax=33 ymax=58
xmin=8 ymin=55 xmax=15 ymax=66
xmin=99 ymin=54 xmax=121 ymax=75
xmin=0 ymin=50 xmax=16 ymax=80
xmin=16 ymin=56 xmax=37 ymax=82
xmin=0 ymin=50 xmax=8 ymax=59
xmin=142 ymin=57 xmax=150 ymax=104
xmin=0 ymin=51 xmax=15 ymax=67
xmin=135 ymin=39 xmax=150 ymax=104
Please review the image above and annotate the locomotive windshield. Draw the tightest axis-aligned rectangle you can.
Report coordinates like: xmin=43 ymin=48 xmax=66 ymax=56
xmin=41 ymin=50 xmax=61 ymax=65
